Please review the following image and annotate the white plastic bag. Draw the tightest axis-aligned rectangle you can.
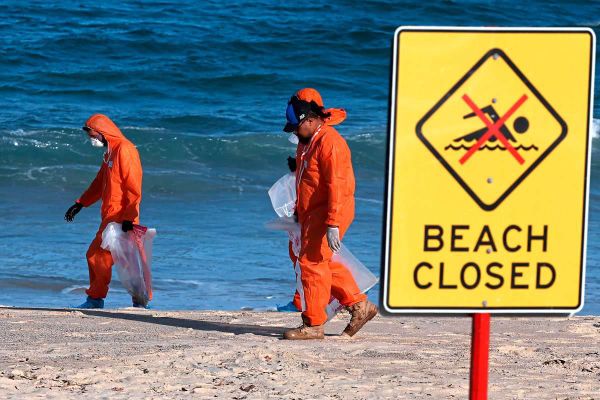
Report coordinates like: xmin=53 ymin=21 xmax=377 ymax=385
xmin=332 ymin=245 xmax=379 ymax=295
xmin=268 ymin=172 xmax=297 ymax=218
xmin=264 ymin=216 xmax=298 ymax=232
xmin=101 ymin=222 xmax=156 ymax=306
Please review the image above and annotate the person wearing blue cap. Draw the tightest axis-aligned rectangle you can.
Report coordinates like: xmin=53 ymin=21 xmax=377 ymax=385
xmin=281 ymin=89 xmax=378 ymax=340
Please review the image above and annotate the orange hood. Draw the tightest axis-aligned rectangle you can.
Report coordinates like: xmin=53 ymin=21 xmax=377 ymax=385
xmin=295 ymin=88 xmax=346 ymax=126
xmin=85 ymin=114 xmax=126 ymax=145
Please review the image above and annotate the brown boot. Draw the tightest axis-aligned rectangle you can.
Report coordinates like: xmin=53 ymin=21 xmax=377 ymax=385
xmin=283 ymin=324 xmax=325 ymax=340
xmin=343 ymin=300 xmax=378 ymax=337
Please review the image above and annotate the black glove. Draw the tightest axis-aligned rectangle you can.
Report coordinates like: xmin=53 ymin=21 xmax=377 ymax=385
xmin=122 ymin=220 xmax=134 ymax=232
xmin=64 ymin=203 xmax=83 ymax=222
xmin=287 ymin=156 xmax=296 ymax=172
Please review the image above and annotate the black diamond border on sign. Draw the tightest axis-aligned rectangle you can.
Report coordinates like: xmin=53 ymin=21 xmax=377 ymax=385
xmin=415 ymin=48 xmax=568 ymax=211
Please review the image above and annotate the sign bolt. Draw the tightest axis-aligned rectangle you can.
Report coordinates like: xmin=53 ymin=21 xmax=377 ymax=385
xmin=487 ymin=177 xmax=493 ymax=184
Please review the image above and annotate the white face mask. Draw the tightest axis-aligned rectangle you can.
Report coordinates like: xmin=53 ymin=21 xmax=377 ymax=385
xmin=90 ymin=137 xmax=104 ymax=148
xmin=288 ymin=134 xmax=299 ymax=145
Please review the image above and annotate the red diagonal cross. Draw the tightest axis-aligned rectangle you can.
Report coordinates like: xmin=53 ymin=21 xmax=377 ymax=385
xmin=459 ymin=94 xmax=528 ymax=165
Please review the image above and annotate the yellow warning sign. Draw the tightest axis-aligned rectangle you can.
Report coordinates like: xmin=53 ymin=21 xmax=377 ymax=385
xmin=382 ymin=27 xmax=595 ymax=314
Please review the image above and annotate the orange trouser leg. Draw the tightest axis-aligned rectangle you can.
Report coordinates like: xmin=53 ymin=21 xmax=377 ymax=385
xmin=292 ymin=291 xmax=302 ymax=310
xmin=299 ymin=214 xmax=365 ymax=326
xmin=85 ymin=225 xmax=113 ymax=299
xmin=289 ymin=242 xmax=302 ymax=310
xmin=330 ymin=260 xmax=367 ymax=306
xmin=298 ymin=257 xmax=331 ymax=326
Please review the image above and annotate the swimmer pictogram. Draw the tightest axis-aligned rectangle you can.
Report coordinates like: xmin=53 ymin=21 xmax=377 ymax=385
xmin=416 ymin=48 xmax=567 ymax=211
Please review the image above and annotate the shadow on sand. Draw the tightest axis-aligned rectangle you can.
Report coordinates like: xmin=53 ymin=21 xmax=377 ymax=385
xmin=3 ymin=306 xmax=287 ymax=338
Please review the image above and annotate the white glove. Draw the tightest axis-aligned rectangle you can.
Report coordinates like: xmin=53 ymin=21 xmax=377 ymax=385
xmin=326 ymin=226 xmax=341 ymax=253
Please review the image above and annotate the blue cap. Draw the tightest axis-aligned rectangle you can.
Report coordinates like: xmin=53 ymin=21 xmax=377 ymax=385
xmin=284 ymin=96 xmax=312 ymax=132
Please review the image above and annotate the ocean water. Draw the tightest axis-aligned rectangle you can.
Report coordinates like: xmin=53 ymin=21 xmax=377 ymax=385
xmin=0 ymin=0 xmax=598 ymax=313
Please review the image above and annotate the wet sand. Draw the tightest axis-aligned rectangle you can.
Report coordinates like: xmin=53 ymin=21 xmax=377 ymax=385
xmin=0 ymin=307 xmax=598 ymax=399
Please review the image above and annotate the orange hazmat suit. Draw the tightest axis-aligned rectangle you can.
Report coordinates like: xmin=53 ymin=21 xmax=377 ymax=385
xmin=77 ymin=114 xmax=144 ymax=299
xmin=293 ymin=89 xmax=366 ymax=326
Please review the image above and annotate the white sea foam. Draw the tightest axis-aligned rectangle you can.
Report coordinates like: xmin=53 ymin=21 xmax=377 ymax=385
xmin=121 ymin=126 xmax=166 ymax=131
xmin=156 ymin=278 xmax=204 ymax=287
xmin=356 ymin=196 xmax=383 ymax=205
xmin=592 ymin=118 xmax=599 ymax=139
xmin=61 ymin=285 xmax=87 ymax=294
xmin=9 ymin=129 xmax=37 ymax=137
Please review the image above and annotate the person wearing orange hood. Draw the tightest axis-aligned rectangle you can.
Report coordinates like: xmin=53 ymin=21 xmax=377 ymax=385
xmin=282 ymin=88 xmax=378 ymax=340
xmin=64 ymin=114 xmax=144 ymax=309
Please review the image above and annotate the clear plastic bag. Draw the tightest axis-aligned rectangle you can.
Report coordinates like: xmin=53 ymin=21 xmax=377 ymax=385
xmin=332 ymin=245 xmax=379 ymax=295
xmin=264 ymin=216 xmax=298 ymax=232
xmin=101 ymin=222 xmax=156 ymax=307
xmin=268 ymin=172 xmax=296 ymax=218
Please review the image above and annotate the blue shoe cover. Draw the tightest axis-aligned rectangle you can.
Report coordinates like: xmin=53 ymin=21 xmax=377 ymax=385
xmin=75 ymin=296 xmax=104 ymax=309
xmin=276 ymin=301 xmax=300 ymax=312
xmin=132 ymin=300 xmax=150 ymax=309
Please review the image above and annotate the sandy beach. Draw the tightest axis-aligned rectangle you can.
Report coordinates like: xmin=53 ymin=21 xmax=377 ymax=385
xmin=0 ymin=308 xmax=598 ymax=399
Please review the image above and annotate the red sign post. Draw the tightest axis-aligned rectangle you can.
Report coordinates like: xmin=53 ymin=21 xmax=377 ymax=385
xmin=469 ymin=313 xmax=490 ymax=399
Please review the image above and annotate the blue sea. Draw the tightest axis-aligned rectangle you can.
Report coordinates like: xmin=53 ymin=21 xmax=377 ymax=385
xmin=0 ymin=0 xmax=598 ymax=313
